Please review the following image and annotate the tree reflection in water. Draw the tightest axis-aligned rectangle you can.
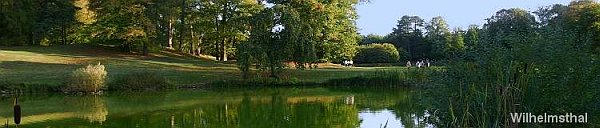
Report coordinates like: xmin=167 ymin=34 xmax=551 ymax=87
xmin=66 ymin=95 xmax=108 ymax=124
xmin=0 ymin=88 xmax=432 ymax=127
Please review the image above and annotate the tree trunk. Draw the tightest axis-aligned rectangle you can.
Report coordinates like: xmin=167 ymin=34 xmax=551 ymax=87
xmin=168 ymin=18 xmax=173 ymax=48
xmin=220 ymin=38 xmax=227 ymax=61
xmin=178 ymin=0 xmax=186 ymax=52
xmin=31 ymin=32 xmax=37 ymax=46
xmin=223 ymin=39 xmax=227 ymax=61
xmin=222 ymin=43 xmax=227 ymax=61
xmin=215 ymin=40 xmax=221 ymax=61
xmin=190 ymin=41 xmax=194 ymax=55
xmin=407 ymin=40 xmax=411 ymax=60
xmin=62 ymin=24 xmax=67 ymax=45
xmin=190 ymin=25 xmax=194 ymax=55
xmin=143 ymin=43 xmax=149 ymax=56
xmin=190 ymin=36 xmax=194 ymax=54
xmin=197 ymin=36 xmax=202 ymax=56
xmin=269 ymin=54 xmax=277 ymax=78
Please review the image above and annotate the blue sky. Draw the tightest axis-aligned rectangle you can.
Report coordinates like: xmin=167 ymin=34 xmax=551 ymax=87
xmin=356 ymin=0 xmax=573 ymax=36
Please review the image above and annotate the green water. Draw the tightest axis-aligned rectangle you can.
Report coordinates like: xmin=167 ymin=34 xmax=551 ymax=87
xmin=0 ymin=87 xmax=431 ymax=128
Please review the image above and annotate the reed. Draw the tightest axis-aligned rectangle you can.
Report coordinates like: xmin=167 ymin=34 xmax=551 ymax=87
xmin=324 ymin=68 xmax=435 ymax=88
xmin=109 ymin=71 xmax=172 ymax=91
xmin=425 ymin=40 xmax=600 ymax=127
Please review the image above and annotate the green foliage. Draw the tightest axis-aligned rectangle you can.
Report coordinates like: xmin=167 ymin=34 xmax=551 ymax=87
xmin=562 ymin=0 xmax=600 ymax=53
xmin=199 ymin=0 xmax=262 ymax=61
xmin=481 ymin=8 xmax=537 ymax=49
xmin=90 ymin=0 xmax=159 ymax=55
xmin=423 ymin=17 xmax=466 ymax=59
xmin=390 ymin=15 xmax=427 ymax=60
xmin=63 ymin=63 xmax=107 ymax=93
xmin=238 ymin=8 xmax=286 ymax=78
xmin=236 ymin=42 xmax=253 ymax=79
xmin=353 ymin=43 xmax=401 ymax=63
xmin=278 ymin=2 xmax=319 ymax=68
xmin=426 ymin=5 xmax=600 ymax=127
xmin=463 ymin=25 xmax=480 ymax=51
xmin=425 ymin=16 xmax=451 ymax=59
xmin=446 ymin=28 xmax=466 ymax=58
xmin=0 ymin=0 xmax=76 ymax=46
xmin=238 ymin=0 xmax=361 ymax=78
xmin=276 ymin=0 xmax=360 ymax=65
xmin=109 ymin=72 xmax=171 ymax=91
xmin=360 ymin=34 xmax=386 ymax=45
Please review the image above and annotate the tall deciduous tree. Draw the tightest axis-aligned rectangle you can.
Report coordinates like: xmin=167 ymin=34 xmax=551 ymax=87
xmin=464 ymin=25 xmax=479 ymax=51
xmin=392 ymin=15 xmax=426 ymax=60
xmin=90 ymin=0 xmax=158 ymax=55
xmin=268 ymin=0 xmax=359 ymax=68
xmin=320 ymin=0 xmax=360 ymax=62
xmin=563 ymin=0 xmax=600 ymax=53
xmin=447 ymin=27 xmax=465 ymax=58
xmin=206 ymin=0 xmax=262 ymax=61
xmin=425 ymin=16 xmax=451 ymax=59
xmin=239 ymin=7 xmax=285 ymax=78
xmin=32 ymin=0 xmax=77 ymax=45
xmin=482 ymin=8 xmax=537 ymax=49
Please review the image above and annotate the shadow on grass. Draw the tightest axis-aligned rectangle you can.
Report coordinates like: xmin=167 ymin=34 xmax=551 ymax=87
xmin=0 ymin=61 xmax=78 ymax=84
xmin=0 ymin=45 xmax=236 ymax=70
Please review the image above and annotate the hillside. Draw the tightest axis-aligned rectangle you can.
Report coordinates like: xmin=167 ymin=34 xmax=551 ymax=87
xmin=0 ymin=45 xmax=398 ymax=87
xmin=0 ymin=45 xmax=241 ymax=86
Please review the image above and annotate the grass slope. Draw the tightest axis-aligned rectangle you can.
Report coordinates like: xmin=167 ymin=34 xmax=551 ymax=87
xmin=0 ymin=45 xmax=405 ymax=87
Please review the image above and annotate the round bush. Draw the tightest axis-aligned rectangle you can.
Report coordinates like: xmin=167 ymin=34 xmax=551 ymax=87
xmin=64 ymin=63 xmax=107 ymax=93
xmin=353 ymin=43 xmax=400 ymax=63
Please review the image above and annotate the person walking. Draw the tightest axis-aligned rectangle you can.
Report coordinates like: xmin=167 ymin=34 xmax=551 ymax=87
xmin=426 ymin=59 xmax=431 ymax=67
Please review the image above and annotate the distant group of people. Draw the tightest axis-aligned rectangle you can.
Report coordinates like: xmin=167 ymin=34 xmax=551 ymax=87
xmin=406 ymin=59 xmax=431 ymax=69
xmin=342 ymin=60 xmax=354 ymax=67
xmin=341 ymin=59 xmax=431 ymax=68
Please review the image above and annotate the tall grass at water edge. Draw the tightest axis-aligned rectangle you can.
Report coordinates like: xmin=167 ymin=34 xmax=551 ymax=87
xmin=424 ymin=47 xmax=600 ymax=127
xmin=324 ymin=68 xmax=436 ymax=88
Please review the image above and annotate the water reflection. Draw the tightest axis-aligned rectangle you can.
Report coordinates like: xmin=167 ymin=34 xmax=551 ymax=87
xmin=67 ymin=96 xmax=108 ymax=123
xmin=0 ymin=88 xmax=432 ymax=127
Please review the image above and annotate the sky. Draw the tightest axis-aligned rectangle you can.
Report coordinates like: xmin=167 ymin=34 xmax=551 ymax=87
xmin=356 ymin=0 xmax=574 ymax=36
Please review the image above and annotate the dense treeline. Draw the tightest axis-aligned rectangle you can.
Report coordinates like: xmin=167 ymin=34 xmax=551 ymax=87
xmin=422 ymin=1 xmax=600 ymax=127
xmin=0 ymin=0 xmax=76 ymax=46
xmin=1 ymin=0 xmax=360 ymax=62
xmin=360 ymin=16 xmax=470 ymax=61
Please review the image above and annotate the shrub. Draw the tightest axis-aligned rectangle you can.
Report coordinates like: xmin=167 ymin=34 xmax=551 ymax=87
xmin=64 ymin=63 xmax=108 ymax=93
xmin=353 ymin=43 xmax=401 ymax=64
xmin=109 ymin=72 xmax=171 ymax=91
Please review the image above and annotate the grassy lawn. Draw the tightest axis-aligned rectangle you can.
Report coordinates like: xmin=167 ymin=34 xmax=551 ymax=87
xmin=0 ymin=45 xmax=406 ymax=87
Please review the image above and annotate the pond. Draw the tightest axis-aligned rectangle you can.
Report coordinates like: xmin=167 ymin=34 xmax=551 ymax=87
xmin=0 ymin=87 xmax=432 ymax=128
